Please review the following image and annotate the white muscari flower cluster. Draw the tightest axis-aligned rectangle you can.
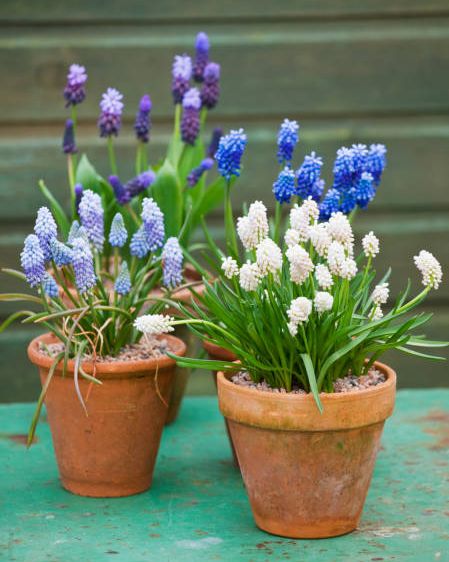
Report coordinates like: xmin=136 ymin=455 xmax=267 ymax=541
xmin=256 ymin=238 xmax=282 ymax=276
xmin=237 ymin=200 xmax=268 ymax=251
xmin=372 ymin=306 xmax=384 ymax=320
xmin=327 ymin=212 xmax=354 ymax=247
xmin=414 ymin=250 xmax=443 ymax=290
xmin=134 ymin=314 xmax=174 ymax=335
xmin=372 ymin=282 xmax=389 ymax=305
xmin=239 ymin=261 xmax=261 ymax=291
xmin=286 ymin=244 xmax=314 ymax=284
xmin=315 ymin=263 xmax=333 ymax=289
xmin=309 ymin=223 xmax=332 ymax=257
xmin=362 ymin=231 xmax=379 ymax=258
xmin=289 ymin=204 xmax=312 ymax=242
xmin=314 ymin=291 xmax=334 ymax=314
xmin=284 ymin=228 xmax=300 ymax=248
xmin=221 ymin=256 xmax=239 ymax=279
xmin=287 ymin=297 xmax=312 ymax=336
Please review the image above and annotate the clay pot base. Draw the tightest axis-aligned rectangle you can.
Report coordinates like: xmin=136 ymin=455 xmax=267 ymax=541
xmin=61 ymin=476 xmax=152 ymax=498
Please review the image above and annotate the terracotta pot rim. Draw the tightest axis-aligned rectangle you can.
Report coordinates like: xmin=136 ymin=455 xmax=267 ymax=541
xmin=203 ymin=340 xmax=237 ymax=361
xmin=27 ymin=332 xmax=186 ymax=378
xmin=217 ymin=360 xmax=396 ymax=431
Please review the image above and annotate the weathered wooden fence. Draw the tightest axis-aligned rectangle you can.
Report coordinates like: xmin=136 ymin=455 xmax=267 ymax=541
xmin=0 ymin=2 xmax=448 ymax=400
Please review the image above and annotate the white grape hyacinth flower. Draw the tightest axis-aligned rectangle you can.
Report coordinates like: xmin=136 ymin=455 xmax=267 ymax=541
xmin=134 ymin=314 xmax=175 ymax=335
xmin=289 ymin=205 xmax=311 ymax=243
xmin=286 ymin=244 xmax=314 ymax=284
xmin=372 ymin=282 xmax=389 ymax=305
xmin=309 ymin=223 xmax=332 ymax=257
xmin=300 ymin=197 xmax=320 ymax=222
xmin=237 ymin=216 xmax=257 ymax=251
xmin=239 ymin=261 xmax=261 ymax=291
xmin=287 ymin=296 xmax=313 ymax=335
xmin=340 ymin=257 xmax=358 ymax=280
xmin=414 ymin=250 xmax=443 ymax=290
xmin=362 ymin=231 xmax=380 ymax=258
xmin=315 ymin=263 xmax=333 ymax=289
xmin=221 ymin=256 xmax=239 ymax=279
xmin=256 ymin=238 xmax=282 ymax=276
xmin=248 ymin=200 xmax=269 ymax=241
xmin=371 ymin=305 xmax=384 ymax=320
xmin=314 ymin=291 xmax=334 ymax=314
xmin=284 ymin=228 xmax=300 ymax=248
xmin=327 ymin=240 xmax=346 ymax=276
xmin=327 ymin=212 xmax=354 ymax=246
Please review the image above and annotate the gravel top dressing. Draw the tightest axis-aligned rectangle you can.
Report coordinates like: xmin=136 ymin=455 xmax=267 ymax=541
xmin=231 ymin=369 xmax=386 ymax=394
xmin=39 ymin=337 xmax=170 ymax=363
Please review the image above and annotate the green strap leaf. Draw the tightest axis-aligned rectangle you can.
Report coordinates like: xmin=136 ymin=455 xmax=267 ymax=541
xmin=301 ymin=353 xmax=323 ymax=414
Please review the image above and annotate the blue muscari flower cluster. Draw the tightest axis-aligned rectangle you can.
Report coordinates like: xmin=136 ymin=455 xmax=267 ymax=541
xmin=74 ymin=184 xmax=83 ymax=214
xmin=318 ymin=143 xmax=387 ymax=218
xmin=78 ymin=189 xmax=105 ymax=250
xmin=71 ymin=237 xmax=96 ymax=293
xmin=296 ymin=152 xmax=324 ymax=202
xmin=51 ymin=239 xmax=73 ymax=267
xmin=216 ymin=128 xmax=247 ymax=181
xmin=115 ymin=261 xmax=131 ymax=295
xmin=43 ymin=273 xmax=59 ymax=298
xmin=277 ymin=119 xmax=299 ymax=165
xmin=142 ymin=198 xmax=165 ymax=252
xmin=34 ymin=207 xmax=57 ymax=262
xmin=109 ymin=213 xmax=128 ymax=248
xmin=162 ymin=237 xmax=183 ymax=288
xmin=193 ymin=32 xmax=210 ymax=82
xmin=125 ymin=171 xmax=155 ymax=198
xmin=21 ymin=234 xmax=46 ymax=288
xmin=273 ymin=167 xmax=296 ymax=204
xmin=109 ymin=175 xmax=131 ymax=205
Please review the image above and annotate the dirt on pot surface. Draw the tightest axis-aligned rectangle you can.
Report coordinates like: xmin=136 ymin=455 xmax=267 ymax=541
xmin=39 ymin=337 xmax=170 ymax=363
xmin=231 ymin=369 xmax=386 ymax=394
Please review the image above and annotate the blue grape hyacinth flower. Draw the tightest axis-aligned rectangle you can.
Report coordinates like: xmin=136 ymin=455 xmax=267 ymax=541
xmin=130 ymin=226 xmax=150 ymax=259
xmin=296 ymin=152 xmax=323 ymax=200
xmin=125 ymin=171 xmax=156 ymax=199
xmin=216 ymin=128 xmax=247 ymax=181
xmin=193 ymin=32 xmax=210 ymax=82
xmin=277 ymin=119 xmax=299 ymax=165
xmin=134 ymin=94 xmax=152 ymax=143
xmin=43 ymin=273 xmax=59 ymax=299
xmin=51 ymin=239 xmax=73 ymax=267
xmin=273 ymin=167 xmax=296 ymax=204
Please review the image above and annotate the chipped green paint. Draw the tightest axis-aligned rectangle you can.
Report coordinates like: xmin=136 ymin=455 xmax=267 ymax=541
xmin=1 ymin=393 xmax=449 ymax=561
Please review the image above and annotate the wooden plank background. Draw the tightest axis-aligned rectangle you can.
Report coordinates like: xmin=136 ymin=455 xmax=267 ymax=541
xmin=0 ymin=2 xmax=448 ymax=401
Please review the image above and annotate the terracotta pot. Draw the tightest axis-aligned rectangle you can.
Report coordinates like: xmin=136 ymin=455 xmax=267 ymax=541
xmin=217 ymin=361 xmax=396 ymax=538
xmin=203 ymin=340 xmax=239 ymax=467
xmin=28 ymin=332 xmax=186 ymax=498
xmin=152 ymin=264 xmax=207 ymax=425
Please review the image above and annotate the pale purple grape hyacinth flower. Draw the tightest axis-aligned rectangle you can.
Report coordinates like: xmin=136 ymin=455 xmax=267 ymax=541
xmin=72 ymin=237 xmax=96 ymax=293
xmin=43 ymin=273 xmax=59 ymax=299
xmin=63 ymin=64 xmax=87 ymax=107
xmin=172 ymin=55 xmax=192 ymax=104
xmin=115 ymin=262 xmax=131 ymax=295
xmin=162 ymin=237 xmax=183 ymax=288
xmin=181 ymin=88 xmax=201 ymax=145
xmin=130 ymin=226 xmax=150 ymax=259
xmin=78 ymin=190 xmax=105 ymax=250
xmin=187 ymin=157 xmax=214 ymax=187
xmin=141 ymin=198 xmax=165 ymax=251
xmin=34 ymin=207 xmax=57 ymax=262
xmin=21 ymin=234 xmax=46 ymax=288
xmin=109 ymin=213 xmax=128 ymax=248
xmin=134 ymin=94 xmax=152 ymax=143
xmin=51 ymin=239 xmax=73 ymax=267
xmin=193 ymin=32 xmax=210 ymax=82
xmin=98 ymin=88 xmax=124 ymax=137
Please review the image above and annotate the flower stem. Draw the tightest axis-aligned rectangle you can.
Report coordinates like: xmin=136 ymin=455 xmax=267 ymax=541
xmin=67 ymin=155 xmax=76 ymax=218
xmin=224 ymin=181 xmax=238 ymax=258
xmin=274 ymin=201 xmax=281 ymax=244
xmin=107 ymin=136 xmax=118 ymax=175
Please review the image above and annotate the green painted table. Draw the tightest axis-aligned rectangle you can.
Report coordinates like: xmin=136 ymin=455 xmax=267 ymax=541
xmin=1 ymin=392 xmax=448 ymax=562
